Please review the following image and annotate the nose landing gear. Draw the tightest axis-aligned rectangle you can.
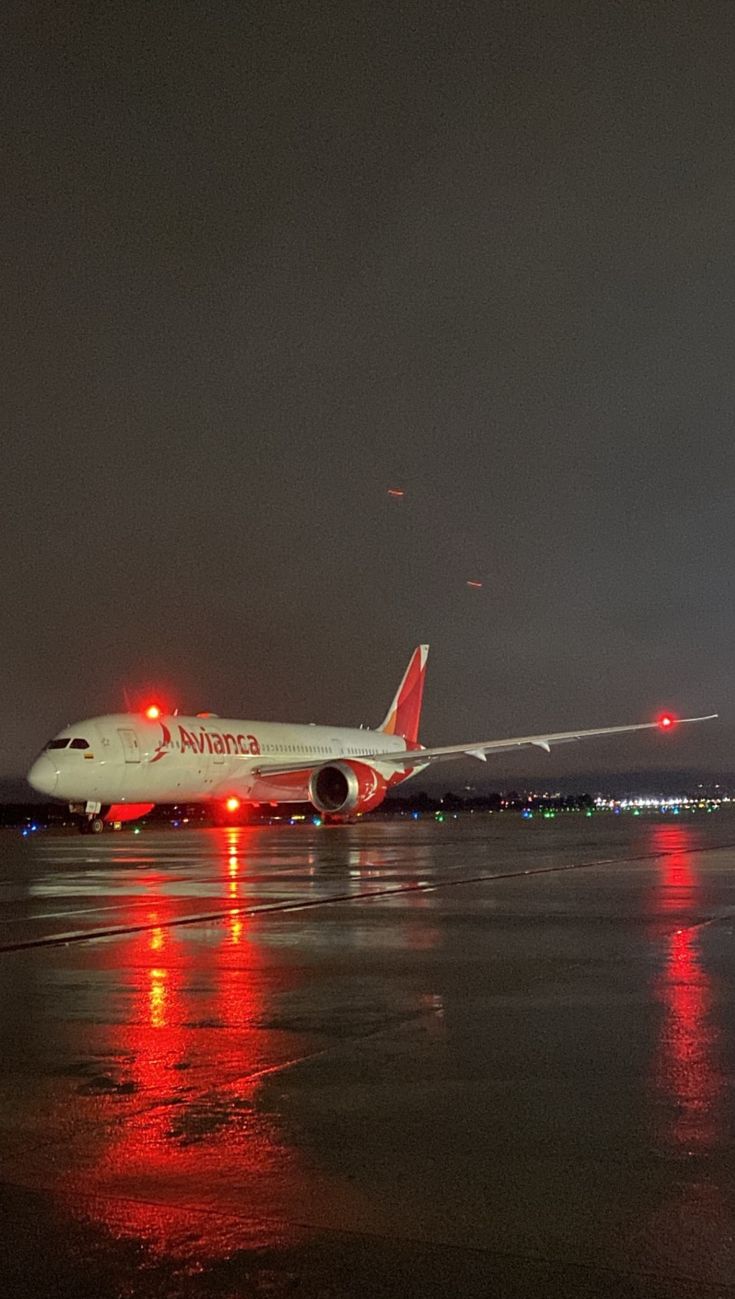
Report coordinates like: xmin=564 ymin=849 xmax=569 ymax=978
xmin=70 ymin=803 xmax=106 ymax=834
xmin=80 ymin=816 xmax=105 ymax=835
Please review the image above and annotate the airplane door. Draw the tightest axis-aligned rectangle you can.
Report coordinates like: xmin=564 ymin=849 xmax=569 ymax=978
xmin=118 ymin=728 xmax=141 ymax=763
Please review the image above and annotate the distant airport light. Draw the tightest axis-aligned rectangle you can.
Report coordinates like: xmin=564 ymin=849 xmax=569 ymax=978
xmin=225 ymin=797 xmax=240 ymax=813
xmin=145 ymin=704 xmax=161 ymax=720
xmin=658 ymin=713 xmax=675 ymax=730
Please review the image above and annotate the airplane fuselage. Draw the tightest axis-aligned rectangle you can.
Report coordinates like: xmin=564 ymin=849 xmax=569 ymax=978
xmin=29 ymin=713 xmax=412 ymax=806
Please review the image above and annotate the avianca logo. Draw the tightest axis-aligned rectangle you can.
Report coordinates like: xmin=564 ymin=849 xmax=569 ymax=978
xmin=178 ymin=725 xmax=261 ymax=757
xmin=150 ymin=721 xmax=172 ymax=763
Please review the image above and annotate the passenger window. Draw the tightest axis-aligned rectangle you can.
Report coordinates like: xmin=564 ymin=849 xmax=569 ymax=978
xmin=47 ymin=738 xmax=70 ymax=750
xmin=69 ymin=738 xmax=90 ymax=750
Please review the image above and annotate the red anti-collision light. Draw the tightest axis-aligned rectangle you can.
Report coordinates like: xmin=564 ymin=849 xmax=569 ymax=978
xmin=658 ymin=713 xmax=675 ymax=730
xmin=225 ymin=797 xmax=240 ymax=813
xmin=145 ymin=705 xmax=161 ymax=720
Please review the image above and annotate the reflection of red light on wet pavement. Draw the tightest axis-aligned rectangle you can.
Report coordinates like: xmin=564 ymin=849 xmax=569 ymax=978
xmin=649 ymin=823 xmax=722 ymax=1152
xmin=650 ymin=824 xmax=695 ymax=916
xmin=633 ymin=821 xmax=733 ymax=1281
xmin=148 ymin=965 xmax=169 ymax=1028
xmin=48 ymin=826 xmax=423 ymax=1261
xmin=54 ymin=835 xmax=310 ymax=1259
xmin=58 ymin=924 xmax=306 ymax=1257
xmin=659 ymin=925 xmax=720 ymax=1149
xmin=149 ymin=924 xmax=164 ymax=953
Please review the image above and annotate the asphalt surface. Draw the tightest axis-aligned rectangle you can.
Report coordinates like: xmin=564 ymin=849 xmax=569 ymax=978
xmin=2 ymin=812 xmax=735 ymax=1298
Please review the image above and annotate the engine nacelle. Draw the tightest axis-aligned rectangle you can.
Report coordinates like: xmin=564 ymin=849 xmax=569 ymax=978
xmin=308 ymin=761 xmax=387 ymax=817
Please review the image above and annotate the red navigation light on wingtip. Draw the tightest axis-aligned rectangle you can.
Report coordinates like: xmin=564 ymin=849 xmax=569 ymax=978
xmin=225 ymin=797 xmax=240 ymax=813
xmin=658 ymin=713 xmax=675 ymax=730
xmin=145 ymin=704 xmax=161 ymax=720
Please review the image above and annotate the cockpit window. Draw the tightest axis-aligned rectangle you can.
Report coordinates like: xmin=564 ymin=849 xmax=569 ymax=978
xmin=69 ymin=738 xmax=91 ymax=750
xmin=47 ymin=738 xmax=70 ymax=750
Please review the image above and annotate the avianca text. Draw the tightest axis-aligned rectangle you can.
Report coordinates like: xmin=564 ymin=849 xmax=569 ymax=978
xmin=178 ymin=726 xmax=261 ymax=756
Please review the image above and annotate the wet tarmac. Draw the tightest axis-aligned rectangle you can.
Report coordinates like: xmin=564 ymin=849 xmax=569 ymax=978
xmin=2 ymin=813 xmax=735 ymax=1297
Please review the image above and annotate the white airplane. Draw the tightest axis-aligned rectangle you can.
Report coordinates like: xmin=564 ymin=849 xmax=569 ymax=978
xmin=27 ymin=645 xmax=716 ymax=833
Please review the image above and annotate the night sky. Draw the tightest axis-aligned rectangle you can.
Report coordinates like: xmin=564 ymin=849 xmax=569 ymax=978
xmin=2 ymin=2 xmax=733 ymax=780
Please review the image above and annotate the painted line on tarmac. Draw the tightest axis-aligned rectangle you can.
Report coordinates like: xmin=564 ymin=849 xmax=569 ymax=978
xmin=0 ymin=857 xmax=622 ymax=952
xmin=2 ymin=841 xmax=733 ymax=954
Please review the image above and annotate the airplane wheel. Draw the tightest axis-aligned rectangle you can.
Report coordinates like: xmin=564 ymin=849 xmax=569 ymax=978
xmin=79 ymin=816 xmax=104 ymax=835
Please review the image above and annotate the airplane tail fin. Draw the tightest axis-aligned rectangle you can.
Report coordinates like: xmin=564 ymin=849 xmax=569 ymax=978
xmin=378 ymin=645 xmax=429 ymax=745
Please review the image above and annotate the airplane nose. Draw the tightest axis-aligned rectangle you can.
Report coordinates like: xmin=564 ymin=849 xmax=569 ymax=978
xmin=27 ymin=754 xmax=59 ymax=796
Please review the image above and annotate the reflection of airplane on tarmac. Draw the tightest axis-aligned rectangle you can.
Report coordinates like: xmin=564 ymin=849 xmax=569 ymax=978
xmin=27 ymin=645 xmax=716 ymax=833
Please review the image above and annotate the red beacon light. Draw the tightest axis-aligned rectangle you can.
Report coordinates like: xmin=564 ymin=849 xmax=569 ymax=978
xmin=225 ymin=797 xmax=240 ymax=813
xmin=657 ymin=713 xmax=676 ymax=730
xmin=145 ymin=704 xmax=161 ymax=720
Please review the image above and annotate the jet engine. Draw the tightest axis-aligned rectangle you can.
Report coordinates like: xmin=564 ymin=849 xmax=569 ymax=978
xmin=308 ymin=761 xmax=387 ymax=817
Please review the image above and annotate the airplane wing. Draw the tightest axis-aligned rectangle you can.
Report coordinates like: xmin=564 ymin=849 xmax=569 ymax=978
xmin=244 ymin=714 xmax=717 ymax=778
xmin=362 ymin=714 xmax=718 ymax=768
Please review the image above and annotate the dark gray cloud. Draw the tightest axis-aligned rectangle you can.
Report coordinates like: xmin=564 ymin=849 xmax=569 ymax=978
xmin=2 ymin=1 xmax=733 ymax=775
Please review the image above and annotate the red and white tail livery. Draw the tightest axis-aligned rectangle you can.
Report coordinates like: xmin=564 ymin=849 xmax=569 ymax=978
xmin=27 ymin=645 xmax=716 ymax=832
xmin=378 ymin=644 xmax=428 ymax=745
